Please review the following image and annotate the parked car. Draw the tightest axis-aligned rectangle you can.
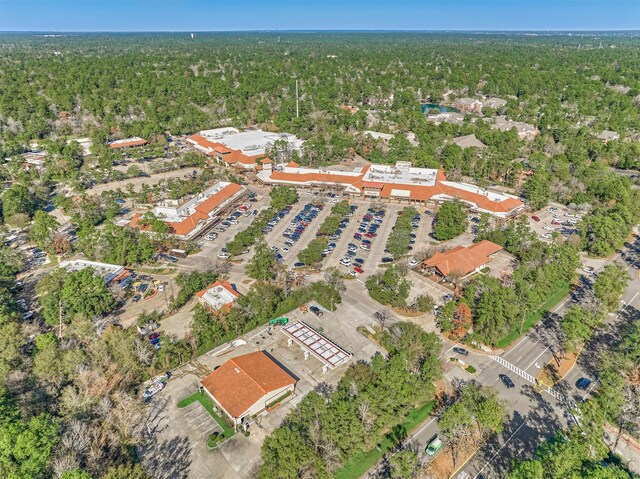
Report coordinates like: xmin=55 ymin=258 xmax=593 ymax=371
xmin=353 ymin=266 xmax=364 ymax=274
xmin=576 ymin=378 xmax=592 ymax=390
xmin=453 ymin=347 xmax=469 ymax=356
xmin=499 ymin=374 xmax=515 ymax=389
xmin=531 ymin=215 xmax=541 ymax=222
xmin=381 ymin=257 xmax=393 ymax=263
xmin=310 ymin=306 xmax=323 ymax=317
xmin=293 ymin=262 xmax=305 ymax=268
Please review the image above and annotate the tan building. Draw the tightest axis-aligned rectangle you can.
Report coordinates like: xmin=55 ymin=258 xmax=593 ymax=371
xmin=452 ymin=134 xmax=486 ymax=149
xmin=454 ymin=97 xmax=483 ymax=114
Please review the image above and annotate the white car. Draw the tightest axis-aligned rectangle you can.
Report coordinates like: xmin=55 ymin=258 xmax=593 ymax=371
xmin=205 ymin=232 xmax=218 ymax=240
xmin=282 ymin=247 xmax=290 ymax=253
xmin=543 ymin=226 xmax=553 ymax=231
xmin=542 ymin=233 xmax=552 ymax=239
xmin=217 ymin=251 xmax=230 ymax=259
xmin=583 ymin=266 xmax=594 ymax=274
xmin=332 ymin=197 xmax=340 ymax=203
xmin=409 ymin=259 xmax=418 ymax=267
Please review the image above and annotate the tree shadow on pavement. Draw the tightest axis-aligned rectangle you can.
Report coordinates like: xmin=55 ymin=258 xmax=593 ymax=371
xmin=139 ymin=436 xmax=193 ymax=479
xmin=470 ymin=386 xmax=562 ymax=478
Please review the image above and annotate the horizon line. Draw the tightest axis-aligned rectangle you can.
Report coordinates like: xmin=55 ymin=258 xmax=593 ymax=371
xmin=1 ymin=28 xmax=639 ymax=34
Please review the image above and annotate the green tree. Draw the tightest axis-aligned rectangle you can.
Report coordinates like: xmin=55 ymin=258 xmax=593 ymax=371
xmin=0 ymin=391 xmax=59 ymax=479
xmin=29 ymin=210 xmax=59 ymax=251
xmin=522 ymin=169 xmax=550 ymax=210
xmin=433 ymin=200 xmax=467 ymax=241
xmin=593 ymin=263 xmax=629 ymax=311
xmin=269 ymin=186 xmax=298 ymax=210
xmin=388 ymin=449 xmax=419 ymax=479
xmin=247 ymin=240 xmax=277 ymax=280
xmin=297 ymin=238 xmax=327 ymax=266
xmin=1 ymin=184 xmax=36 ymax=219
xmin=366 ymin=265 xmax=410 ymax=307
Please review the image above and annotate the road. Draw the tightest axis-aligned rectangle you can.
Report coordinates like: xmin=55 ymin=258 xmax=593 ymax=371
xmin=451 ymin=236 xmax=640 ymax=479
xmin=367 ymin=235 xmax=640 ymax=478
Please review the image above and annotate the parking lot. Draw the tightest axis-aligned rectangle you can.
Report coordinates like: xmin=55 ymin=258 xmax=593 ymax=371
xmin=528 ymin=202 xmax=582 ymax=243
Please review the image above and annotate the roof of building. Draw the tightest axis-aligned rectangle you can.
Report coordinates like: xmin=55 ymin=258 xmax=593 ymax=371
xmin=259 ymin=164 xmax=523 ymax=215
xmin=452 ymin=134 xmax=486 ymax=149
xmin=201 ymin=351 xmax=296 ymax=418
xmin=59 ymin=259 xmax=125 ymax=284
xmin=108 ymin=137 xmax=148 ymax=149
xmin=281 ymin=321 xmax=352 ymax=369
xmin=196 ymin=280 xmax=240 ymax=310
xmin=129 ymin=182 xmax=243 ymax=237
xmin=455 ymin=97 xmax=482 ymax=105
xmin=363 ymin=130 xmax=394 ymax=141
xmin=597 ymin=130 xmax=619 ymax=140
xmin=423 ymin=240 xmax=503 ymax=276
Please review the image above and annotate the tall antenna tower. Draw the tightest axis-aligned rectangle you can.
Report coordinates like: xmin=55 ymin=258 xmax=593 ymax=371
xmin=295 ymin=80 xmax=299 ymax=118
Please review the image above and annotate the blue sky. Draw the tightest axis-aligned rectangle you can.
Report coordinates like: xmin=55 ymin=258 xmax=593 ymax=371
xmin=1 ymin=0 xmax=638 ymax=32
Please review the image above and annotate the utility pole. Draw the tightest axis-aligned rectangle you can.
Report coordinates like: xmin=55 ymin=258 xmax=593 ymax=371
xmin=295 ymin=79 xmax=299 ymax=118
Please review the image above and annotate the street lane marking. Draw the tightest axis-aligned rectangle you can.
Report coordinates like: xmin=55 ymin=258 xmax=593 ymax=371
xmin=627 ymin=291 xmax=639 ymax=307
xmin=411 ymin=417 xmax=437 ymax=441
xmin=472 ymin=420 xmax=527 ymax=479
xmin=552 ymin=297 xmax=570 ymax=313
xmin=524 ymin=346 xmax=550 ymax=372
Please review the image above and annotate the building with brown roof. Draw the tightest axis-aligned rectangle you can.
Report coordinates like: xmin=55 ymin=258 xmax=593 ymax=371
xmin=454 ymin=98 xmax=483 ymax=114
xmin=452 ymin=134 xmax=486 ymax=149
xmin=257 ymin=162 xmax=525 ymax=218
xmin=201 ymin=351 xmax=296 ymax=428
xmin=129 ymin=181 xmax=244 ymax=239
xmin=187 ymin=127 xmax=303 ymax=171
xmin=422 ymin=240 xmax=503 ymax=279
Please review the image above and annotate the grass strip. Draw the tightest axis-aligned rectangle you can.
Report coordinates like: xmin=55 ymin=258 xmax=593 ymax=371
xmin=496 ymin=282 xmax=570 ymax=349
xmin=334 ymin=401 xmax=435 ymax=479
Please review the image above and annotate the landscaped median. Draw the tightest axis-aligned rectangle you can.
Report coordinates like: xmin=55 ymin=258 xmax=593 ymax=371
xmin=495 ymin=281 xmax=571 ymax=349
xmin=177 ymin=390 xmax=235 ymax=448
xmin=333 ymin=401 xmax=435 ymax=479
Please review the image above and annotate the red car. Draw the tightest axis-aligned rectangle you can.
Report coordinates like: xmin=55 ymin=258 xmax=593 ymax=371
xmin=354 ymin=233 xmax=362 ymax=240
xmin=353 ymin=266 xmax=364 ymax=274
xmin=148 ymin=332 xmax=161 ymax=340
xmin=531 ymin=215 xmax=541 ymax=222
xmin=551 ymin=220 xmax=560 ymax=225
xmin=364 ymin=232 xmax=376 ymax=238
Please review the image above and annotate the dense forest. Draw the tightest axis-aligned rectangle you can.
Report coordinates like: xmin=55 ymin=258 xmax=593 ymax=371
xmin=1 ymin=32 xmax=639 ymax=479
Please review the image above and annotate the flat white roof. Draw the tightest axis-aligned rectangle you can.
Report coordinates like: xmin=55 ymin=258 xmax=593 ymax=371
xmin=363 ymin=130 xmax=394 ymax=141
xmin=152 ymin=181 xmax=236 ymax=222
xmin=199 ymin=128 xmax=303 ymax=156
xmin=282 ymin=321 xmax=352 ymax=369
xmin=108 ymin=137 xmax=146 ymax=146
xmin=363 ymin=164 xmax=439 ymax=187
xmin=201 ymin=285 xmax=237 ymax=311
xmin=441 ymin=181 xmax=518 ymax=203
xmin=59 ymin=259 xmax=124 ymax=283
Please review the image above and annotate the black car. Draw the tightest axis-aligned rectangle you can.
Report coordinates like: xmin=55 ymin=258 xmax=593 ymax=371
xmin=293 ymin=262 xmax=305 ymax=268
xmin=453 ymin=347 xmax=469 ymax=356
xmin=499 ymin=374 xmax=515 ymax=389
xmin=381 ymin=257 xmax=394 ymax=263
xmin=575 ymin=378 xmax=592 ymax=390
xmin=310 ymin=306 xmax=323 ymax=317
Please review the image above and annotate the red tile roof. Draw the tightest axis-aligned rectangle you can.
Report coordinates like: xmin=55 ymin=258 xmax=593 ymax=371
xmin=423 ymin=240 xmax=503 ymax=276
xmin=129 ymin=182 xmax=243 ymax=237
xmin=188 ymin=134 xmax=232 ymax=155
xmin=201 ymin=351 xmax=296 ymax=418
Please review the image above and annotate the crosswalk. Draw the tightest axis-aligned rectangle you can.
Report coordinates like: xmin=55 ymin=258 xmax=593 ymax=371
xmin=489 ymin=355 xmax=576 ymax=410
